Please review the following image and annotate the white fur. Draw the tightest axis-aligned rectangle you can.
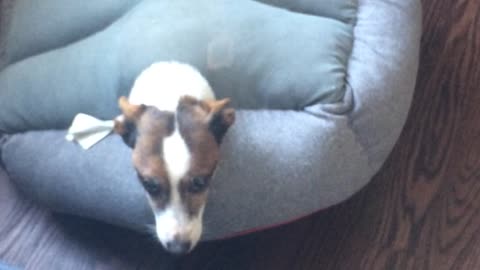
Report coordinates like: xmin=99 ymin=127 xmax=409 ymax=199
xmin=154 ymin=205 xmax=204 ymax=252
xmin=163 ymin=125 xmax=190 ymax=183
xmin=128 ymin=61 xmax=215 ymax=112
xmin=129 ymin=62 xmax=212 ymax=251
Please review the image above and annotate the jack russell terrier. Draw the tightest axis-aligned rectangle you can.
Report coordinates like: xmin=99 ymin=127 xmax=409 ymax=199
xmin=114 ymin=62 xmax=235 ymax=254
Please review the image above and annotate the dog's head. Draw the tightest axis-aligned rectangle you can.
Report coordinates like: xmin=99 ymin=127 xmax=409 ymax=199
xmin=114 ymin=95 xmax=235 ymax=254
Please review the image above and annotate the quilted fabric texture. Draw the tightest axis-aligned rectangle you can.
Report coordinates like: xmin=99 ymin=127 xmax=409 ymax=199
xmin=0 ymin=0 xmax=422 ymax=240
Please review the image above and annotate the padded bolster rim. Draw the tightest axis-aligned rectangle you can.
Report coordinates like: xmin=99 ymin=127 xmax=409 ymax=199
xmin=345 ymin=0 xmax=422 ymax=168
xmin=216 ymin=0 xmax=422 ymax=239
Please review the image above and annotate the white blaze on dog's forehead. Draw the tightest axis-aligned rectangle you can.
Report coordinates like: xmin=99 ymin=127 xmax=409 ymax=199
xmin=163 ymin=121 xmax=190 ymax=182
xmin=128 ymin=61 xmax=215 ymax=112
xmin=155 ymin=120 xmax=205 ymax=250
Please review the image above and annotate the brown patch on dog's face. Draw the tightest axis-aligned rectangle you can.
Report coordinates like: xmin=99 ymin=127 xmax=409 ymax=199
xmin=170 ymin=96 xmax=234 ymax=216
xmin=177 ymin=96 xmax=221 ymax=175
xmin=131 ymin=108 xmax=175 ymax=210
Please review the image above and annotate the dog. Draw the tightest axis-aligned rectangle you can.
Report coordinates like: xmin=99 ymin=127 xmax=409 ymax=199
xmin=113 ymin=62 xmax=235 ymax=254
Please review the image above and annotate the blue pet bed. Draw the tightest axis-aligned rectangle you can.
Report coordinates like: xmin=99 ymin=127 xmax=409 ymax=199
xmin=0 ymin=0 xmax=421 ymax=239
xmin=0 ymin=261 xmax=19 ymax=270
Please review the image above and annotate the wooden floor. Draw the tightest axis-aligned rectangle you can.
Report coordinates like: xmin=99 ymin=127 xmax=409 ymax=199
xmin=1 ymin=0 xmax=480 ymax=269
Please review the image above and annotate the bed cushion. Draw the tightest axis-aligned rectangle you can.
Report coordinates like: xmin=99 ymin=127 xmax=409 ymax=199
xmin=0 ymin=0 xmax=422 ymax=240
xmin=0 ymin=0 xmax=140 ymax=70
xmin=0 ymin=0 xmax=355 ymax=132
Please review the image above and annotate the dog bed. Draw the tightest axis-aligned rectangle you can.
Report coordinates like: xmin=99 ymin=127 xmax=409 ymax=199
xmin=0 ymin=261 xmax=19 ymax=270
xmin=0 ymin=0 xmax=421 ymax=240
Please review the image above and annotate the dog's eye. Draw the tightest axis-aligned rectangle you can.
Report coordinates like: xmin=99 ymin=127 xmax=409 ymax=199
xmin=142 ymin=179 xmax=163 ymax=196
xmin=188 ymin=176 xmax=209 ymax=194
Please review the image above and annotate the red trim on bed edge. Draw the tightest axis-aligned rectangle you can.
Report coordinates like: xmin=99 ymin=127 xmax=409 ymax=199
xmin=211 ymin=206 xmax=331 ymax=241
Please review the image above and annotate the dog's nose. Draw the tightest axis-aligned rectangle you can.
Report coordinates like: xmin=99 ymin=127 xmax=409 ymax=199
xmin=165 ymin=240 xmax=191 ymax=255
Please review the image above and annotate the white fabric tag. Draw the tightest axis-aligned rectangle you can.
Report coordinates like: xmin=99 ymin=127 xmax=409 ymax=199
xmin=66 ymin=113 xmax=115 ymax=150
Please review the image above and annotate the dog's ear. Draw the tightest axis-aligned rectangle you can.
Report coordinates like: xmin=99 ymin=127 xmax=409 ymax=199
xmin=118 ymin=96 xmax=146 ymax=119
xmin=114 ymin=96 xmax=146 ymax=148
xmin=204 ymin=98 xmax=235 ymax=144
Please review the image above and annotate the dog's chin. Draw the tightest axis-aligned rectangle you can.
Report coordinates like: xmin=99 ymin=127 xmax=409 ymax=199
xmin=153 ymin=205 xmax=205 ymax=255
xmin=156 ymin=232 xmax=201 ymax=255
xmin=155 ymin=222 xmax=203 ymax=255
